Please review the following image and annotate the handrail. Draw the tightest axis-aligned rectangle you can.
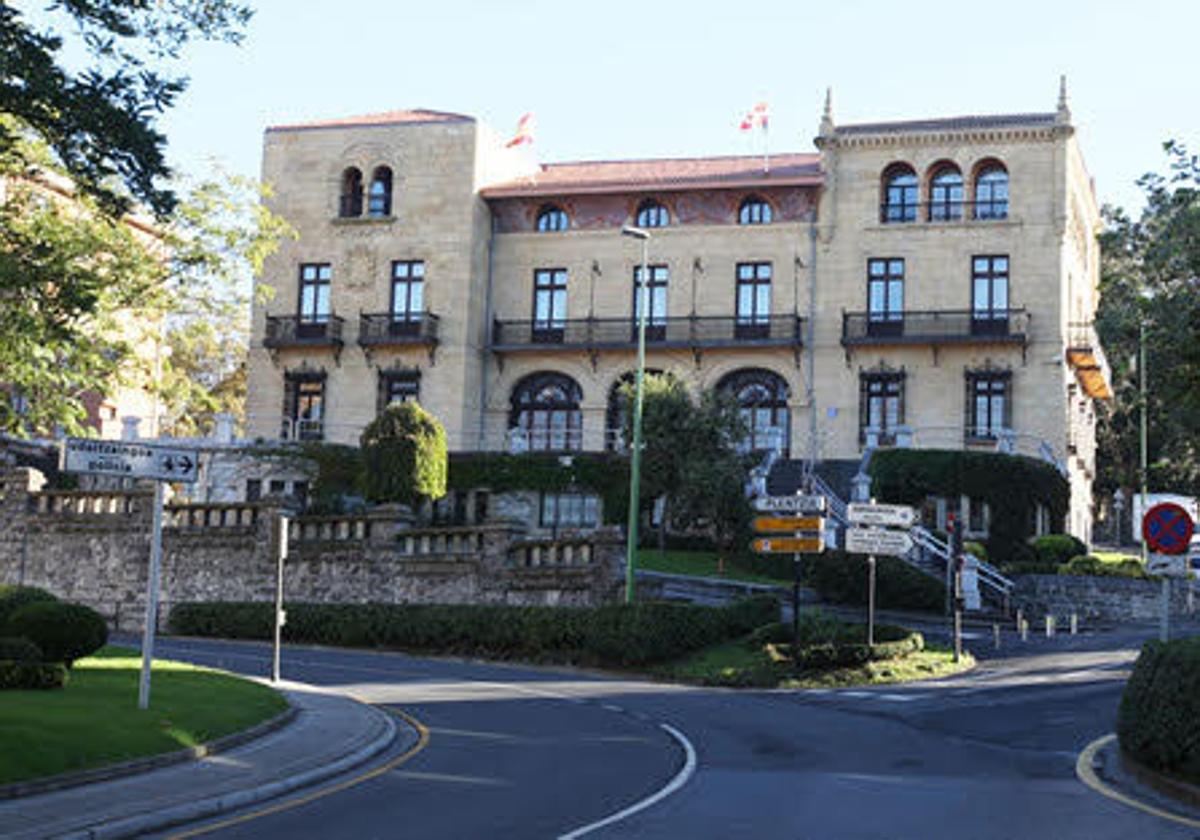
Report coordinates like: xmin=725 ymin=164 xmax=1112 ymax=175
xmin=491 ymin=313 xmax=804 ymax=350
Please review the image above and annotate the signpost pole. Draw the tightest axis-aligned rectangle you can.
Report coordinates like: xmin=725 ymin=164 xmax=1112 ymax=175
xmin=867 ymin=554 xmax=876 ymax=647
xmin=137 ymin=481 xmax=165 ymax=711
xmin=1160 ymin=574 xmax=1170 ymax=642
xmin=792 ymin=550 xmax=801 ymax=648
xmin=951 ymin=514 xmax=964 ymax=664
xmin=273 ymin=514 xmax=288 ymax=683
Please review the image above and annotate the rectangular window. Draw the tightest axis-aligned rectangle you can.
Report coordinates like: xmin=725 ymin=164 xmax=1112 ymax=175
xmin=539 ymin=492 xmax=599 ymax=529
xmin=282 ymin=374 xmax=325 ymax=441
xmin=292 ymin=481 xmax=309 ymax=508
xmin=532 ymin=268 xmax=568 ymax=343
xmin=298 ymin=264 xmax=332 ymax=325
xmin=867 ymin=258 xmax=904 ymax=337
xmin=390 ymin=260 xmax=425 ymax=335
xmin=269 ymin=479 xmax=286 ymax=495
xmin=966 ymin=372 xmax=1011 ymax=439
xmin=859 ymin=373 xmax=904 ymax=445
xmin=245 ymin=479 xmax=262 ymax=502
xmin=632 ymin=265 xmax=669 ymax=341
xmin=735 ymin=262 xmax=772 ymax=338
xmin=971 ymin=255 xmax=1010 ymax=335
xmin=377 ymin=370 xmax=420 ymax=413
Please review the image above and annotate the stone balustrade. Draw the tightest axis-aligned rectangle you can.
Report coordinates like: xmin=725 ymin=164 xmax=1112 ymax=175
xmin=509 ymin=538 xmax=596 ymax=568
xmin=32 ymin=490 xmax=147 ymax=516
xmin=290 ymin=515 xmax=373 ymax=542
xmin=166 ymin=504 xmax=261 ymax=529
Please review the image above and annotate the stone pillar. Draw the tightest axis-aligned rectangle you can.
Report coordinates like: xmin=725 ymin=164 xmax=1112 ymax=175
xmin=213 ymin=413 xmax=235 ymax=444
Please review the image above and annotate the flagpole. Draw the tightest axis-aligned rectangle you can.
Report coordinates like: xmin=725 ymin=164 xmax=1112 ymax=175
xmin=762 ymin=121 xmax=769 ymax=174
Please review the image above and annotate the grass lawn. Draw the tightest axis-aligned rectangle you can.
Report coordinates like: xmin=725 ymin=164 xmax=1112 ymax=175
xmin=654 ymin=636 xmax=974 ymax=689
xmin=636 ymin=549 xmax=791 ymax=587
xmin=0 ymin=646 xmax=287 ymax=786
xmin=1091 ymin=550 xmax=1143 ymax=565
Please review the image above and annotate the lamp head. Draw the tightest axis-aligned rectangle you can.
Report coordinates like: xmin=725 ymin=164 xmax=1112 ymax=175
xmin=621 ymin=224 xmax=650 ymax=240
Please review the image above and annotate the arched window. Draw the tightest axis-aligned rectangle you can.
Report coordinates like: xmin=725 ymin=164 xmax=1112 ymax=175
xmin=339 ymin=167 xmax=363 ymax=217
xmin=738 ymin=196 xmax=773 ymax=225
xmin=635 ymin=199 xmax=669 ymax=228
xmin=880 ymin=164 xmax=918 ymax=223
xmin=536 ymin=204 xmax=569 ymax=232
xmin=509 ymin=372 xmax=583 ymax=451
xmin=973 ymin=162 xmax=1009 ymax=220
xmin=928 ymin=163 xmax=963 ymax=221
xmin=605 ymin=369 xmax=666 ymax=451
xmin=367 ymin=166 xmax=392 ymax=216
xmin=716 ymin=368 xmax=790 ymax=453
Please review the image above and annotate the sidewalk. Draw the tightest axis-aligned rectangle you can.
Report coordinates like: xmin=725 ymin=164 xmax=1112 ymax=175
xmin=0 ymin=682 xmax=408 ymax=840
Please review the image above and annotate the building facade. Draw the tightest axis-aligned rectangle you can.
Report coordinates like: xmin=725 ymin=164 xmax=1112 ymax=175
xmin=246 ymin=87 xmax=1109 ymax=540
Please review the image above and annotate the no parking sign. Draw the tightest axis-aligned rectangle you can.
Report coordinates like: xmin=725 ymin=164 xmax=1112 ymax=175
xmin=1143 ymin=502 xmax=1195 ymax=555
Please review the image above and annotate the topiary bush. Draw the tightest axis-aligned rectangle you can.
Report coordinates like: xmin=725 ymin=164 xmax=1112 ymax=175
xmin=0 ymin=585 xmax=58 ymax=627
xmin=0 ymin=661 xmax=68 ymax=690
xmin=1059 ymin=555 xmax=1148 ymax=579
xmin=6 ymin=602 xmax=108 ymax=667
xmin=1031 ymin=534 xmax=1088 ymax=567
xmin=1118 ymin=638 xmax=1200 ymax=784
xmin=803 ymin=551 xmax=944 ymax=613
xmin=170 ymin=596 xmax=778 ymax=668
xmin=361 ymin=401 xmax=448 ymax=507
xmin=0 ymin=636 xmax=43 ymax=663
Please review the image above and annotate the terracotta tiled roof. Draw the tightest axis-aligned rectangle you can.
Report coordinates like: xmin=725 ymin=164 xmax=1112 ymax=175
xmin=837 ymin=113 xmax=1058 ymax=136
xmin=267 ymin=109 xmax=474 ymax=132
xmin=481 ymin=153 xmax=821 ymax=197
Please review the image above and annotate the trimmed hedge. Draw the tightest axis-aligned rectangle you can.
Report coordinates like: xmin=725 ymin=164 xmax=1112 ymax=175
xmin=170 ymin=596 xmax=779 ymax=667
xmin=0 ymin=637 xmax=43 ymax=663
xmin=803 ymin=551 xmax=945 ymax=613
xmin=0 ymin=585 xmax=58 ymax=627
xmin=0 ymin=660 xmax=68 ymax=690
xmin=1118 ymin=638 xmax=1200 ymax=784
xmin=1032 ymin=534 xmax=1088 ymax=567
xmin=745 ymin=618 xmax=924 ymax=671
xmin=6 ymin=602 xmax=108 ymax=667
xmin=869 ymin=449 xmax=1070 ymax=564
xmin=1060 ymin=555 xmax=1148 ymax=579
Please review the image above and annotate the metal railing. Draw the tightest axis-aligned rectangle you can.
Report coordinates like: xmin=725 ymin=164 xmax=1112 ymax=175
xmin=358 ymin=312 xmax=440 ymax=346
xmin=491 ymin=314 xmax=804 ymax=351
xmin=263 ymin=315 xmax=345 ymax=349
xmin=842 ymin=309 xmax=1029 ymax=346
xmin=878 ymin=200 xmax=1010 ymax=224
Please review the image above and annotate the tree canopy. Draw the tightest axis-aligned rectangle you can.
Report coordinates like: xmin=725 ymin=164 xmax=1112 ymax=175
xmin=360 ymin=402 xmax=449 ymax=507
xmin=1 ymin=0 xmax=252 ymax=216
xmin=1096 ymin=141 xmax=1200 ymax=497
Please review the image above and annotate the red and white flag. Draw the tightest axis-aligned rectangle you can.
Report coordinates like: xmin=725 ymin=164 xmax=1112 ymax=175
xmin=739 ymin=101 xmax=769 ymax=132
xmin=506 ymin=112 xmax=536 ymax=148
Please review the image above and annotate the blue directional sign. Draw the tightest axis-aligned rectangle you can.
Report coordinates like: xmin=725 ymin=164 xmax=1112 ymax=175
xmin=1143 ymin=502 xmax=1195 ymax=555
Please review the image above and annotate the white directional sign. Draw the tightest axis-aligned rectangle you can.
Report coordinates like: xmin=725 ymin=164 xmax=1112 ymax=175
xmin=846 ymin=527 xmax=914 ymax=557
xmin=754 ymin=494 xmax=827 ymax=513
xmin=1148 ymin=554 xmax=1189 ymax=578
xmin=847 ymin=503 xmax=917 ymax=528
xmin=62 ymin=438 xmax=200 ymax=484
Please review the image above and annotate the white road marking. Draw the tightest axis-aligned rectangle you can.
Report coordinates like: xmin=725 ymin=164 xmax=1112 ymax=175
xmin=559 ymin=723 xmax=697 ymax=839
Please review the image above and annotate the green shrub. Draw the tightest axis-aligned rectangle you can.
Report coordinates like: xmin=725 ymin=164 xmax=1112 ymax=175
xmin=6 ymin=602 xmax=108 ymax=667
xmin=361 ymin=402 xmax=448 ymax=506
xmin=170 ymin=595 xmax=778 ymax=668
xmin=1031 ymin=534 xmax=1088 ymax=567
xmin=746 ymin=617 xmax=923 ymax=671
xmin=963 ymin=541 xmax=988 ymax=562
xmin=1000 ymin=559 xmax=1063 ymax=577
xmin=804 ymin=551 xmax=944 ymax=613
xmin=1058 ymin=555 xmax=1148 ymax=579
xmin=1118 ymin=638 xmax=1200 ymax=784
xmin=0 ymin=636 xmax=43 ymax=663
xmin=0 ymin=660 xmax=68 ymax=690
xmin=0 ymin=585 xmax=58 ymax=627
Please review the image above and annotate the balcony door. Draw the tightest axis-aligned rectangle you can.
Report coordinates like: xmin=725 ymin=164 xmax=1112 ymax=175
xmin=632 ymin=265 xmax=668 ymax=342
xmin=390 ymin=260 xmax=425 ymax=336
xmin=735 ymin=263 xmax=772 ymax=339
xmin=533 ymin=268 xmax=567 ymax=343
xmin=297 ymin=263 xmax=331 ymax=339
xmin=971 ymin=255 xmax=1009 ymax=336
xmin=867 ymin=259 xmax=904 ymax=337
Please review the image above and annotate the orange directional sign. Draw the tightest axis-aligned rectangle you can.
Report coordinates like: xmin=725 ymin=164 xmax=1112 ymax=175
xmin=752 ymin=536 xmax=824 ymax=554
xmin=753 ymin=516 xmax=824 ymax=533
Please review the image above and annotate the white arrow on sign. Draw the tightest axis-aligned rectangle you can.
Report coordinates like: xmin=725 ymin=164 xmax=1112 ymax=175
xmin=1148 ymin=554 xmax=1189 ymax=578
xmin=62 ymin=438 xmax=200 ymax=484
xmin=845 ymin=527 xmax=914 ymax=557
xmin=754 ymin=495 xmax=827 ymax=513
xmin=847 ymin=502 xmax=917 ymax=528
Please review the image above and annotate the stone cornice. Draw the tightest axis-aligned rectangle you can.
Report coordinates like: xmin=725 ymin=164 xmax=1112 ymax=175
xmin=824 ymin=124 xmax=1072 ymax=149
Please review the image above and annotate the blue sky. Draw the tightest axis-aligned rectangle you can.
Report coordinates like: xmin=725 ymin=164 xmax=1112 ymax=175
xmin=37 ymin=1 xmax=1200 ymax=213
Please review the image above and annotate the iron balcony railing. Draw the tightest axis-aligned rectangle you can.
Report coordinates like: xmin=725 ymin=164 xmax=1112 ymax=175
xmin=842 ymin=308 xmax=1029 ymax=346
xmin=263 ymin=315 xmax=345 ymax=349
xmin=358 ymin=312 xmax=441 ymax=346
xmin=491 ymin=314 xmax=804 ymax=351
xmin=878 ymin=200 xmax=1009 ymax=224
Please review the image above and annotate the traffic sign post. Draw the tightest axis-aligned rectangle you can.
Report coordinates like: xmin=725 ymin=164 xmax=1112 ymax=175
xmin=845 ymin=527 xmax=913 ymax=557
xmin=750 ymin=494 xmax=827 ymax=649
xmin=843 ymin=502 xmax=918 ymax=651
xmin=754 ymin=495 xmax=827 ymax=513
xmin=753 ymin=516 xmax=824 ymax=534
xmin=847 ymin=503 xmax=917 ymax=528
xmin=1143 ymin=502 xmax=1196 ymax=642
xmin=752 ymin=536 xmax=824 ymax=554
xmin=60 ymin=437 xmax=199 ymax=709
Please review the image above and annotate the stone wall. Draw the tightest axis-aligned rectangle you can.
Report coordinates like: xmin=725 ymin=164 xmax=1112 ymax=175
xmin=0 ymin=465 xmax=624 ymax=633
xmin=1012 ymin=574 xmax=1194 ymax=625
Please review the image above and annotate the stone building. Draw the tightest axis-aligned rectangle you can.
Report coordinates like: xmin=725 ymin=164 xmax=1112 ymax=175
xmin=245 ymin=83 xmax=1109 ymax=541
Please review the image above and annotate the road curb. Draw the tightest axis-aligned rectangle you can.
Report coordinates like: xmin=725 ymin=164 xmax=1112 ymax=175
xmin=1076 ymin=733 xmax=1200 ymax=829
xmin=58 ymin=696 xmax=405 ymax=840
xmin=1119 ymin=744 xmax=1200 ymax=811
xmin=0 ymin=705 xmax=298 ymax=802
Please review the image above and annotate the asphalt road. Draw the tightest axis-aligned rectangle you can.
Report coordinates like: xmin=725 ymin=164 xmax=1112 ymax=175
xmin=141 ymin=625 xmax=1198 ymax=839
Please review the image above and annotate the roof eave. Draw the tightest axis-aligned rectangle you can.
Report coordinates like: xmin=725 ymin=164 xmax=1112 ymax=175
xmin=481 ymin=174 xmax=824 ymax=199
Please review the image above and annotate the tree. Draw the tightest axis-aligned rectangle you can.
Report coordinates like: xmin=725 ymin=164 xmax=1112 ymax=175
xmin=0 ymin=138 xmax=293 ymax=438
xmin=1 ymin=0 xmax=252 ymax=217
xmin=360 ymin=402 xmax=448 ymax=508
xmin=1096 ymin=141 xmax=1200 ymax=500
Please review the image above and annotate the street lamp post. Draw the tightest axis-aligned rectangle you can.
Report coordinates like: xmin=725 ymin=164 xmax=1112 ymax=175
xmin=621 ymin=224 xmax=651 ymax=604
